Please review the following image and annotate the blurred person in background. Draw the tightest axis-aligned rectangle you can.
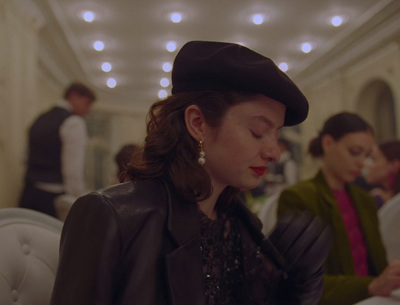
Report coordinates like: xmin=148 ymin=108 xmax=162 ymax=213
xmin=277 ymin=112 xmax=400 ymax=305
xmin=113 ymin=143 xmax=139 ymax=184
xmin=19 ymin=82 xmax=96 ymax=218
xmin=249 ymin=137 xmax=299 ymax=217
xmin=364 ymin=140 xmax=400 ymax=262
xmin=364 ymin=140 xmax=400 ymax=209
xmin=265 ymin=137 xmax=299 ymax=195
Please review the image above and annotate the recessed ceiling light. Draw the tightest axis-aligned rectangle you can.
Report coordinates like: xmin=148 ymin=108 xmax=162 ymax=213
xmin=170 ymin=12 xmax=182 ymax=23
xmin=251 ymin=14 xmax=264 ymax=25
xmin=162 ymin=62 xmax=173 ymax=72
xmin=301 ymin=42 xmax=312 ymax=53
xmin=278 ymin=62 xmax=289 ymax=72
xmin=160 ymin=78 xmax=170 ymax=87
xmin=331 ymin=15 xmax=343 ymax=27
xmin=101 ymin=62 xmax=112 ymax=72
xmin=166 ymin=41 xmax=177 ymax=52
xmin=158 ymin=89 xmax=168 ymax=98
xmin=107 ymin=78 xmax=116 ymax=88
xmin=82 ymin=11 xmax=95 ymax=23
xmin=93 ymin=41 xmax=104 ymax=51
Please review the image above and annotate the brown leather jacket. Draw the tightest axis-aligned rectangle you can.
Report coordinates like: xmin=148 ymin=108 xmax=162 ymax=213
xmin=50 ymin=179 xmax=322 ymax=305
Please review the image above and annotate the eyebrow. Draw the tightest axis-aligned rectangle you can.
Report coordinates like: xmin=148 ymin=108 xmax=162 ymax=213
xmin=251 ymin=115 xmax=283 ymax=129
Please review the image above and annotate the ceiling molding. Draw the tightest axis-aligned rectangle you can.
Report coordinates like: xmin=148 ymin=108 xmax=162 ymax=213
xmin=38 ymin=42 xmax=71 ymax=87
xmin=36 ymin=0 xmax=91 ymax=87
xmin=31 ymin=0 xmax=400 ymax=109
xmin=11 ymin=0 xmax=45 ymax=30
xmin=296 ymin=0 xmax=400 ymax=87
xmin=46 ymin=0 xmax=95 ymax=84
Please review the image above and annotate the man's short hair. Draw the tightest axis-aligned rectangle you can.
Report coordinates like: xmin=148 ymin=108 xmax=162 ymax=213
xmin=63 ymin=82 xmax=96 ymax=102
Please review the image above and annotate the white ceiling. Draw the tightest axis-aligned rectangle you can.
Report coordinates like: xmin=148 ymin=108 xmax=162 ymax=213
xmin=32 ymin=0 xmax=400 ymax=110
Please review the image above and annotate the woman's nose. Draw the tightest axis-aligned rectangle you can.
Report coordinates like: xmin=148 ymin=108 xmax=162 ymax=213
xmin=261 ymin=142 xmax=281 ymax=163
xmin=358 ymin=155 xmax=370 ymax=169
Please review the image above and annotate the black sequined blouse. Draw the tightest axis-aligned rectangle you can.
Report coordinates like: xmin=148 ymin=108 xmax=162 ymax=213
xmin=199 ymin=208 xmax=283 ymax=305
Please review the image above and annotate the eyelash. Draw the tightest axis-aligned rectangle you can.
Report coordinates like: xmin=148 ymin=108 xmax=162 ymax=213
xmin=251 ymin=131 xmax=262 ymax=139
xmin=349 ymin=149 xmax=365 ymax=157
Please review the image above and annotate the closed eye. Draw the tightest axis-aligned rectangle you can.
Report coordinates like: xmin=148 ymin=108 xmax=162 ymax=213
xmin=251 ymin=130 xmax=262 ymax=139
xmin=349 ymin=148 xmax=363 ymax=156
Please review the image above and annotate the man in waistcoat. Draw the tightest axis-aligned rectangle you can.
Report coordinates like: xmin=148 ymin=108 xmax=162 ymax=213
xmin=19 ymin=82 xmax=96 ymax=218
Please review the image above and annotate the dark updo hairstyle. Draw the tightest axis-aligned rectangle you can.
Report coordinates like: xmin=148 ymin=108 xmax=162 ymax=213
xmin=115 ymin=144 xmax=139 ymax=178
xmin=124 ymin=91 xmax=255 ymax=203
xmin=378 ymin=140 xmax=400 ymax=195
xmin=308 ymin=112 xmax=374 ymax=158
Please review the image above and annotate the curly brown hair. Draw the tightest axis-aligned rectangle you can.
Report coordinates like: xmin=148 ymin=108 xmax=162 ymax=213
xmin=124 ymin=91 xmax=255 ymax=203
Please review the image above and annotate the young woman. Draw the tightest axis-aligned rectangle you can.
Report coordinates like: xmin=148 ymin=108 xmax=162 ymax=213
xmin=365 ymin=140 xmax=400 ymax=261
xmin=50 ymin=41 xmax=332 ymax=305
xmin=365 ymin=140 xmax=400 ymax=207
xmin=277 ymin=112 xmax=400 ymax=305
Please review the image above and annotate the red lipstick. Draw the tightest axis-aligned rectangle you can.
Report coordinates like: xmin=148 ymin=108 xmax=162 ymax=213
xmin=250 ymin=167 xmax=267 ymax=176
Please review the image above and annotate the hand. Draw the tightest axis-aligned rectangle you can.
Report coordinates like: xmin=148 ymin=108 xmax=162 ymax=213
xmin=369 ymin=260 xmax=400 ymax=297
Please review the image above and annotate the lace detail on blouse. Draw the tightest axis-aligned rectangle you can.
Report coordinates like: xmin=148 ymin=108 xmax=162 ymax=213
xmin=199 ymin=211 xmax=244 ymax=305
xmin=199 ymin=209 xmax=282 ymax=305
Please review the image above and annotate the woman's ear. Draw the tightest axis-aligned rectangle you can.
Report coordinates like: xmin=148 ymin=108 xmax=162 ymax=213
xmin=321 ymin=134 xmax=335 ymax=153
xmin=184 ymin=105 xmax=206 ymax=140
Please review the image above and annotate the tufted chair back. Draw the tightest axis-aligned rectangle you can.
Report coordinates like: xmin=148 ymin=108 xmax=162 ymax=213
xmin=0 ymin=207 xmax=63 ymax=305
xmin=379 ymin=197 xmax=400 ymax=262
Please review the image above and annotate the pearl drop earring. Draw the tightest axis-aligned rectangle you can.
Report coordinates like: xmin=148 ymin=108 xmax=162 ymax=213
xmin=198 ymin=139 xmax=206 ymax=166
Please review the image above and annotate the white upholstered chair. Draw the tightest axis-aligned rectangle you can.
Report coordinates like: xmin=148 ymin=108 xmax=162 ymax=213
xmin=0 ymin=207 xmax=63 ymax=305
xmin=378 ymin=194 xmax=400 ymax=262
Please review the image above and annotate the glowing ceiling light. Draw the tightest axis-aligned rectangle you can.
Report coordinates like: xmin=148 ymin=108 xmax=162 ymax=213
xmin=160 ymin=78 xmax=170 ymax=87
xmin=278 ymin=62 xmax=289 ymax=72
xmin=170 ymin=12 xmax=182 ymax=23
xmin=252 ymin=14 xmax=264 ymax=25
xmin=331 ymin=15 xmax=343 ymax=27
xmin=166 ymin=41 xmax=177 ymax=52
xmin=101 ymin=62 xmax=112 ymax=72
xmin=162 ymin=62 xmax=172 ymax=72
xmin=158 ymin=89 xmax=168 ymax=98
xmin=82 ymin=11 xmax=95 ymax=23
xmin=93 ymin=40 xmax=104 ymax=51
xmin=107 ymin=78 xmax=116 ymax=88
xmin=301 ymin=42 xmax=312 ymax=53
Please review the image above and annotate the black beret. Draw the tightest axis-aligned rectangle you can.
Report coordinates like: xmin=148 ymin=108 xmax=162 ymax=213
xmin=171 ymin=41 xmax=309 ymax=126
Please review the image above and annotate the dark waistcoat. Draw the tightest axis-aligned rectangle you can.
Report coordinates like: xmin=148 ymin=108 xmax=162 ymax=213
xmin=26 ymin=107 xmax=71 ymax=183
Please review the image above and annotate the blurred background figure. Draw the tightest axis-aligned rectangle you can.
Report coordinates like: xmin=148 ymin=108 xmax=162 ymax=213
xmin=277 ymin=112 xmax=400 ymax=305
xmin=114 ymin=144 xmax=139 ymax=183
xmin=19 ymin=82 xmax=96 ymax=219
xmin=242 ymin=137 xmax=300 ymax=214
xmin=259 ymin=137 xmax=300 ymax=234
xmin=364 ymin=140 xmax=400 ymax=262
xmin=265 ymin=137 xmax=299 ymax=195
xmin=364 ymin=140 xmax=400 ymax=209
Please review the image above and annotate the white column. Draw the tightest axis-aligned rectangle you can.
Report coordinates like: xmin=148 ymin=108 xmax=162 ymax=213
xmin=0 ymin=0 xmax=44 ymax=208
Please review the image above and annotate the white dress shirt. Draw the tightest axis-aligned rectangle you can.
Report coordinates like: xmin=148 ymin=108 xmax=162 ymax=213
xmin=36 ymin=100 xmax=88 ymax=197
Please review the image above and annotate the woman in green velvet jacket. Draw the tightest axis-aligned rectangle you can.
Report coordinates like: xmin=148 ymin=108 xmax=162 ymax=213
xmin=277 ymin=112 xmax=400 ymax=305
